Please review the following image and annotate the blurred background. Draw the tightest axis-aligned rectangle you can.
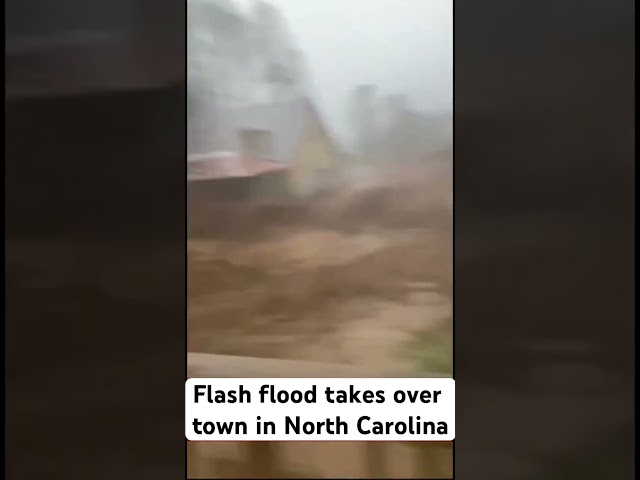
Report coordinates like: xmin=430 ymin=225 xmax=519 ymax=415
xmin=6 ymin=2 xmax=186 ymax=479
xmin=6 ymin=0 xmax=184 ymax=97
xmin=187 ymin=0 xmax=453 ymax=477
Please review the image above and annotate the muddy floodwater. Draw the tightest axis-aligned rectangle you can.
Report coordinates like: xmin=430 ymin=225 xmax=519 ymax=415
xmin=189 ymin=165 xmax=452 ymax=372
xmin=187 ymin=165 xmax=453 ymax=478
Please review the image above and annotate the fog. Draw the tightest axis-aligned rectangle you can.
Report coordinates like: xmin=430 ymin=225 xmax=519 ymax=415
xmin=227 ymin=0 xmax=452 ymax=147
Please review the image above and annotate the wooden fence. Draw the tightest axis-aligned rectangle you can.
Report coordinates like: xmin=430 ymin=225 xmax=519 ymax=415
xmin=187 ymin=353 xmax=453 ymax=479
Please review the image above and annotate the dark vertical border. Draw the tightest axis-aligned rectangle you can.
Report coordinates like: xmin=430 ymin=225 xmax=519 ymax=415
xmin=454 ymin=1 xmax=634 ymax=479
xmin=5 ymin=2 xmax=187 ymax=479
xmin=183 ymin=2 xmax=189 ymax=479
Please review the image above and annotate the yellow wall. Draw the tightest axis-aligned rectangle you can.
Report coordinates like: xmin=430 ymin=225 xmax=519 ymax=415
xmin=289 ymin=112 xmax=340 ymax=198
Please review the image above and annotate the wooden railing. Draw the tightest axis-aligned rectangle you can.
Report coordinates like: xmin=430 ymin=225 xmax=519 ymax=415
xmin=187 ymin=353 xmax=453 ymax=479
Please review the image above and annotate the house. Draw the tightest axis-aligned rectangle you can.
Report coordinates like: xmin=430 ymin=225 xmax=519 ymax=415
xmin=188 ymin=97 xmax=343 ymax=201
xmin=187 ymin=150 xmax=291 ymax=203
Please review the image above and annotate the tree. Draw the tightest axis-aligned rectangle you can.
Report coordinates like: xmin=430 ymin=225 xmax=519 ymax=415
xmin=188 ymin=0 xmax=311 ymax=105
xmin=251 ymin=1 xmax=306 ymax=102
xmin=348 ymin=84 xmax=376 ymax=157
xmin=288 ymin=47 xmax=311 ymax=96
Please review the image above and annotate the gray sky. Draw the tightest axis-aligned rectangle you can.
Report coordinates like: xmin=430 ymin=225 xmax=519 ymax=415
xmin=237 ymin=0 xmax=452 ymax=144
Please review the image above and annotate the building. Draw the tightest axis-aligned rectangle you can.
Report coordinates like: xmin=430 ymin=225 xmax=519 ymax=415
xmin=187 ymin=0 xmax=310 ymax=154
xmin=188 ymin=97 xmax=343 ymax=201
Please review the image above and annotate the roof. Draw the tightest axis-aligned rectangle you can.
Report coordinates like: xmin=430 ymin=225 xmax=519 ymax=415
xmin=187 ymin=151 xmax=236 ymax=163
xmin=213 ymin=97 xmax=311 ymax=164
xmin=187 ymin=155 xmax=288 ymax=182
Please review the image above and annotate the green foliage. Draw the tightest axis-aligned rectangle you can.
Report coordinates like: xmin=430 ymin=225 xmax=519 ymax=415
xmin=407 ymin=319 xmax=453 ymax=376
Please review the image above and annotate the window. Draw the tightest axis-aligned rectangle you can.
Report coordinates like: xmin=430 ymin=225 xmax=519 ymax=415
xmin=239 ymin=129 xmax=273 ymax=158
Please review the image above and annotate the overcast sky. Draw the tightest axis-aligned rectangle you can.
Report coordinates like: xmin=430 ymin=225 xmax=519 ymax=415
xmin=236 ymin=0 xmax=452 ymax=144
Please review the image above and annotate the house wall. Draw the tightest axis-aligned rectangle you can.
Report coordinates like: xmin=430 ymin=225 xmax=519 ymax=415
xmin=289 ymin=111 xmax=341 ymax=198
xmin=188 ymin=171 xmax=291 ymax=207
xmin=187 ymin=160 xmax=208 ymax=176
xmin=239 ymin=129 xmax=274 ymax=159
xmin=188 ymin=177 xmax=253 ymax=205
xmin=247 ymin=170 xmax=291 ymax=202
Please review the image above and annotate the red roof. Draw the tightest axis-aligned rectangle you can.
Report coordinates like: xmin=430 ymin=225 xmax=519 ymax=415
xmin=187 ymin=155 xmax=289 ymax=181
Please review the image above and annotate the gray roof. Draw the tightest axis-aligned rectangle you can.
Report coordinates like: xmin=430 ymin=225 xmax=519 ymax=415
xmin=213 ymin=97 xmax=309 ymax=164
